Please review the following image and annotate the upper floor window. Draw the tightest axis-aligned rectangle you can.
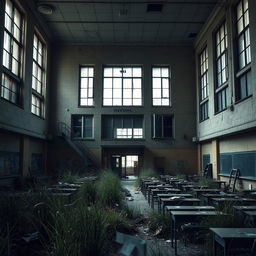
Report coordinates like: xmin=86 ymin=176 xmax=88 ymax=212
xmin=102 ymin=115 xmax=143 ymax=139
xmin=1 ymin=0 xmax=24 ymax=105
xmin=103 ymin=66 xmax=142 ymax=106
xmin=152 ymin=66 xmax=170 ymax=106
xmin=236 ymin=0 xmax=252 ymax=101
xmin=152 ymin=114 xmax=173 ymax=139
xmin=80 ymin=66 xmax=94 ymax=106
xmin=199 ymin=47 xmax=209 ymax=121
xmin=71 ymin=115 xmax=94 ymax=139
xmin=31 ymin=33 xmax=46 ymax=117
xmin=215 ymin=22 xmax=228 ymax=113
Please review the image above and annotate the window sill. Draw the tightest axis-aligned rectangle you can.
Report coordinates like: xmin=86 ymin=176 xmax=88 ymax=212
xmin=214 ymin=107 xmax=227 ymax=116
xmin=101 ymin=138 xmax=145 ymax=141
xmin=219 ymin=174 xmax=256 ymax=181
xmin=72 ymin=138 xmax=95 ymax=141
xmin=152 ymin=137 xmax=174 ymax=140
xmin=236 ymin=65 xmax=251 ymax=78
xmin=199 ymin=117 xmax=209 ymax=123
xmin=0 ymin=97 xmax=23 ymax=109
xmin=78 ymin=105 xmax=95 ymax=108
xmin=31 ymin=113 xmax=45 ymax=120
xmin=235 ymin=94 xmax=252 ymax=105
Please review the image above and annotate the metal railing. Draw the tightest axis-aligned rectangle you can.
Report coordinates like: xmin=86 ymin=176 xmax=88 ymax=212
xmin=57 ymin=121 xmax=99 ymax=168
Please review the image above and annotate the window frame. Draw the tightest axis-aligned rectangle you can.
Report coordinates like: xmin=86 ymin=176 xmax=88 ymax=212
xmin=102 ymin=65 xmax=143 ymax=107
xmin=234 ymin=0 xmax=252 ymax=102
xmin=152 ymin=65 xmax=171 ymax=107
xmin=31 ymin=30 xmax=47 ymax=118
xmin=152 ymin=114 xmax=173 ymax=139
xmin=79 ymin=65 xmax=94 ymax=107
xmin=101 ymin=115 xmax=144 ymax=140
xmin=1 ymin=0 xmax=24 ymax=106
xmin=198 ymin=46 xmax=209 ymax=122
xmin=71 ymin=114 xmax=94 ymax=140
xmin=214 ymin=21 xmax=229 ymax=114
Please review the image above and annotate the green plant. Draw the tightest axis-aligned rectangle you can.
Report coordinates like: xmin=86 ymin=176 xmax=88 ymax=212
xmin=122 ymin=204 xmax=142 ymax=220
xmin=148 ymin=211 xmax=171 ymax=238
xmin=175 ymin=173 xmax=186 ymax=180
xmin=96 ymin=170 xmax=123 ymax=207
xmin=78 ymin=180 xmax=97 ymax=204
xmin=61 ymin=171 xmax=79 ymax=184
xmin=136 ymin=169 xmax=157 ymax=187
xmin=45 ymin=204 xmax=109 ymax=256
xmin=197 ymin=177 xmax=219 ymax=189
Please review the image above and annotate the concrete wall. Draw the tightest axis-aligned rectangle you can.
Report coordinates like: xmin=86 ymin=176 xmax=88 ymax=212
xmin=0 ymin=0 xmax=51 ymax=180
xmin=195 ymin=0 xmax=256 ymax=141
xmin=195 ymin=0 xmax=256 ymax=187
xmin=0 ymin=0 xmax=52 ymax=139
xmin=50 ymin=45 xmax=198 ymax=173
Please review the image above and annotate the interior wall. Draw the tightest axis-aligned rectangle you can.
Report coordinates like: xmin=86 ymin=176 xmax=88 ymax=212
xmin=49 ymin=45 xmax=198 ymax=172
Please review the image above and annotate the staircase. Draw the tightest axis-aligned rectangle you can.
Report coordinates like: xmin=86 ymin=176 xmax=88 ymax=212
xmin=57 ymin=122 xmax=99 ymax=169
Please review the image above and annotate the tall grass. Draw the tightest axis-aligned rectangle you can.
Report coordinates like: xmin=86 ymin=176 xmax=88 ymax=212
xmin=61 ymin=171 xmax=80 ymax=183
xmin=197 ymin=177 xmax=218 ymax=189
xmin=45 ymin=204 xmax=110 ymax=256
xmin=96 ymin=170 xmax=123 ymax=207
xmin=78 ymin=180 xmax=97 ymax=204
xmin=148 ymin=211 xmax=171 ymax=238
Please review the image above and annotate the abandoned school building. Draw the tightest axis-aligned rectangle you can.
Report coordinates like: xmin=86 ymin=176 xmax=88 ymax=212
xmin=0 ymin=0 xmax=256 ymax=189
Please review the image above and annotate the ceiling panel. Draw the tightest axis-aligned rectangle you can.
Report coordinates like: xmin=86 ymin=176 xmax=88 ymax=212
xmin=34 ymin=0 xmax=219 ymax=44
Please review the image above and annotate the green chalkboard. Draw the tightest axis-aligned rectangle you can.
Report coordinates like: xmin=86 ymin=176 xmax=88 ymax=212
xmin=220 ymin=151 xmax=256 ymax=177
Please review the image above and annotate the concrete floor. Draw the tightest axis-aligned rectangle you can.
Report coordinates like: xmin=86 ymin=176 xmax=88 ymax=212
xmin=121 ymin=176 xmax=206 ymax=256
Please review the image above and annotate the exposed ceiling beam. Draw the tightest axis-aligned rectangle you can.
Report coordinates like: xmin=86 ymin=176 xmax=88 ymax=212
xmin=38 ymin=1 xmax=218 ymax=5
xmin=48 ymin=20 xmax=205 ymax=24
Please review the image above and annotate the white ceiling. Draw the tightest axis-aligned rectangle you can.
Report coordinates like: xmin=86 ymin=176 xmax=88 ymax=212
xmin=34 ymin=0 xmax=221 ymax=44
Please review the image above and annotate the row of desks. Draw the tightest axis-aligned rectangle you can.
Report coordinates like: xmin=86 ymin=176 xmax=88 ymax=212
xmin=141 ymin=177 xmax=256 ymax=255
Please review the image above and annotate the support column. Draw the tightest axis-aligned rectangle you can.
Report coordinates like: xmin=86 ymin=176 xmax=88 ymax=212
xmin=197 ymin=143 xmax=202 ymax=175
xmin=20 ymin=136 xmax=30 ymax=177
xmin=211 ymin=140 xmax=219 ymax=180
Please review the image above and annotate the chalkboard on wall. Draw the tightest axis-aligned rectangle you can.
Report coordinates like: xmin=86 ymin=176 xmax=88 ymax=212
xmin=220 ymin=151 xmax=256 ymax=178
xmin=0 ymin=151 xmax=20 ymax=177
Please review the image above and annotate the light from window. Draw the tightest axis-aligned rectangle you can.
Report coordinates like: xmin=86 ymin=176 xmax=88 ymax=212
xmin=215 ymin=22 xmax=228 ymax=113
xmin=102 ymin=115 xmax=143 ymax=139
xmin=103 ymin=66 xmax=142 ymax=106
xmin=199 ymin=47 xmax=209 ymax=121
xmin=31 ymin=33 xmax=46 ymax=117
xmin=80 ymin=66 xmax=94 ymax=106
xmin=152 ymin=66 xmax=170 ymax=106
xmin=1 ymin=0 xmax=23 ymax=104
xmin=236 ymin=0 xmax=252 ymax=101
xmin=71 ymin=115 xmax=93 ymax=139
xmin=237 ymin=0 xmax=250 ymax=70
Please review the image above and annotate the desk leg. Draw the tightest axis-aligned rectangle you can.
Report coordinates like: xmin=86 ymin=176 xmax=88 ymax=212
xmin=174 ymin=219 xmax=177 ymax=256
xmin=171 ymin=216 xmax=174 ymax=248
xmin=213 ymin=234 xmax=216 ymax=256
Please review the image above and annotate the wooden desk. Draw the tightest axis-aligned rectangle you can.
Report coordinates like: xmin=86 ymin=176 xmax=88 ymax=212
xmin=192 ymin=188 xmax=222 ymax=198
xmin=160 ymin=197 xmax=200 ymax=213
xmin=157 ymin=193 xmax=193 ymax=211
xmin=166 ymin=205 xmax=215 ymax=212
xmin=211 ymin=228 xmax=256 ymax=256
xmin=201 ymin=193 xmax=237 ymax=205
xmin=171 ymin=211 xmax=222 ymax=255
xmin=211 ymin=198 xmax=256 ymax=208
xmin=234 ymin=206 xmax=256 ymax=212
